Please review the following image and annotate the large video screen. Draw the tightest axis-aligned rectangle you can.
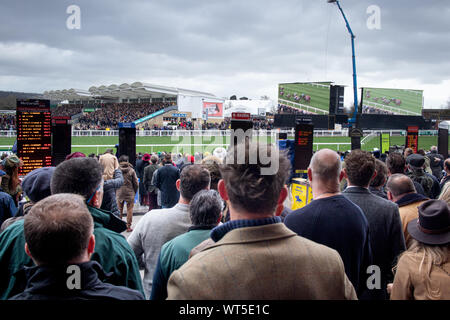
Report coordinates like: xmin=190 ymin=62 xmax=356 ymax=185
xmin=278 ymin=82 xmax=331 ymax=115
xmin=361 ymin=87 xmax=423 ymax=116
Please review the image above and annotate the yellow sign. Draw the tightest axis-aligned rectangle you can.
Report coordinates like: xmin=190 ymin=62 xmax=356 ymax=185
xmin=291 ymin=178 xmax=313 ymax=211
xmin=381 ymin=133 xmax=390 ymax=154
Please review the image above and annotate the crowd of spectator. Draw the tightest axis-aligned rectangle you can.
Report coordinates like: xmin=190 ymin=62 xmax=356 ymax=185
xmin=0 ymin=114 xmax=15 ymax=130
xmin=52 ymin=104 xmax=84 ymax=117
xmin=0 ymin=142 xmax=448 ymax=301
xmin=75 ymin=102 xmax=172 ymax=130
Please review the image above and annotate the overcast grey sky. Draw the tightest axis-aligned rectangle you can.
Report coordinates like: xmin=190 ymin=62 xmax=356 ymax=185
xmin=0 ymin=0 xmax=449 ymax=108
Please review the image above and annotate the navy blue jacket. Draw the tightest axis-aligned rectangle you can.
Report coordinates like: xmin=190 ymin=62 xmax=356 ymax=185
xmin=153 ymin=164 xmax=180 ymax=208
xmin=0 ymin=188 xmax=17 ymax=226
xmin=284 ymin=195 xmax=372 ymax=298
xmin=10 ymin=261 xmax=144 ymax=300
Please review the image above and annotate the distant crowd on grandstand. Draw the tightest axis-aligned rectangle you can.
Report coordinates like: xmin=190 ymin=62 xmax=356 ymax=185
xmin=1 ymin=102 xmax=276 ymax=131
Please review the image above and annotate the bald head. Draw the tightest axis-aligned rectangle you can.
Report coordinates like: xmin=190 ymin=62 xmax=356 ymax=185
xmin=309 ymin=149 xmax=342 ymax=184
xmin=386 ymin=174 xmax=416 ymax=199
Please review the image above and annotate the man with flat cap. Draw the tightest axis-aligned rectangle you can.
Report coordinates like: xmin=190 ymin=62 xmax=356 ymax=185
xmin=406 ymin=154 xmax=440 ymax=199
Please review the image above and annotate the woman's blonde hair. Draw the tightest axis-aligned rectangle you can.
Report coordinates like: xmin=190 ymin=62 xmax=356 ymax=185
xmin=438 ymin=183 xmax=450 ymax=205
xmin=395 ymin=239 xmax=449 ymax=279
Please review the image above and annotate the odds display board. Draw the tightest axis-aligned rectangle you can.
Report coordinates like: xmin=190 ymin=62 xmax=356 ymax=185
xmin=16 ymin=99 xmax=52 ymax=176
xmin=294 ymin=122 xmax=314 ymax=173
xmin=406 ymin=126 xmax=419 ymax=153
xmin=361 ymin=87 xmax=423 ymax=116
xmin=380 ymin=133 xmax=390 ymax=154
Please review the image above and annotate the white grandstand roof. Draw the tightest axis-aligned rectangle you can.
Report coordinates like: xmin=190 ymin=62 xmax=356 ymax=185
xmin=44 ymin=82 xmax=217 ymax=101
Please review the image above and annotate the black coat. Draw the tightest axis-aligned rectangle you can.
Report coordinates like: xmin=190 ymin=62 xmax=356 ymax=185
xmin=135 ymin=160 xmax=149 ymax=197
xmin=153 ymin=164 xmax=180 ymax=208
xmin=343 ymin=187 xmax=406 ymax=300
xmin=9 ymin=261 xmax=144 ymax=300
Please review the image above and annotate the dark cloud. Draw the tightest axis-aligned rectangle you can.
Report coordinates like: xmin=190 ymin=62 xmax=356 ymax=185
xmin=0 ymin=0 xmax=449 ymax=107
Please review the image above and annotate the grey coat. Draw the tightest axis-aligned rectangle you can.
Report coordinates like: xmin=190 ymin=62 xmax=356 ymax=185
xmin=100 ymin=169 xmax=124 ymax=217
xmin=342 ymin=186 xmax=406 ymax=300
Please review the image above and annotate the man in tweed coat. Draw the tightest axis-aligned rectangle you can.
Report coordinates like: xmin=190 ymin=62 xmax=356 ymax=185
xmin=167 ymin=142 xmax=357 ymax=300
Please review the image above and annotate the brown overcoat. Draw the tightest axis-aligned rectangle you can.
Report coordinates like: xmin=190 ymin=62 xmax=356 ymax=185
xmin=167 ymin=223 xmax=357 ymax=300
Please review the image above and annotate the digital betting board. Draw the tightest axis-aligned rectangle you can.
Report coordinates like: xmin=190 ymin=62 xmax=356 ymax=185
xmin=16 ymin=99 xmax=52 ymax=176
xmin=294 ymin=122 xmax=314 ymax=172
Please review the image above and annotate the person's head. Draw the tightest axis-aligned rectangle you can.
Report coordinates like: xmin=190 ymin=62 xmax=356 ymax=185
xmin=119 ymin=155 xmax=129 ymax=163
xmin=142 ymin=153 xmax=151 ymax=162
xmin=370 ymin=159 xmax=388 ymax=189
xmin=65 ymin=152 xmax=86 ymax=161
xmin=22 ymin=167 xmax=56 ymax=203
xmin=177 ymin=165 xmax=211 ymax=203
xmin=150 ymin=155 xmax=158 ymax=164
xmin=218 ymin=141 xmax=291 ymax=218
xmin=201 ymin=156 xmax=223 ymax=191
xmin=24 ymin=194 xmax=95 ymax=266
xmin=444 ymin=159 xmax=450 ymax=174
xmin=406 ymin=154 xmax=425 ymax=171
xmin=386 ymin=174 xmax=417 ymax=202
xmin=438 ymin=183 xmax=450 ymax=205
xmin=431 ymin=146 xmax=438 ymax=153
xmin=386 ymin=152 xmax=406 ymax=175
xmin=308 ymin=148 xmax=343 ymax=193
xmin=163 ymin=153 xmax=172 ymax=164
xmin=404 ymin=148 xmax=414 ymax=158
xmin=417 ymin=149 xmax=426 ymax=157
xmin=189 ymin=190 xmax=223 ymax=227
xmin=105 ymin=148 xmax=114 ymax=155
xmin=343 ymin=150 xmax=376 ymax=188
xmin=51 ymin=158 xmax=104 ymax=208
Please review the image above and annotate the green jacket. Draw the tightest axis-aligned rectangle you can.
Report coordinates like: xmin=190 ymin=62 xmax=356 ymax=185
xmin=150 ymin=228 xmax=212 ymax=300
xmin=0 ymin=206 xmax=144 ymax=299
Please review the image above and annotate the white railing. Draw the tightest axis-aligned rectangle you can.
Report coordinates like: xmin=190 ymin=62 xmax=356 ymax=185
xmin=0 ymin=129 xmax=441 ymax=138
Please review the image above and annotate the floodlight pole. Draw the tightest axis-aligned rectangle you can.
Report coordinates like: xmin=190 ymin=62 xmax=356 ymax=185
xmin=329 ymin=0 xmax=359 ymax=127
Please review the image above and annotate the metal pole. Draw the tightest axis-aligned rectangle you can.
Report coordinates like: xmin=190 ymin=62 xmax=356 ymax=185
xmin=334 ymin=0 xmax=358 ymax=126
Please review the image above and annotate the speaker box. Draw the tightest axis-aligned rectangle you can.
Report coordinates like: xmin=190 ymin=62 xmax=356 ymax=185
xmin=51 ymin=123 xmax=71 ymax=167
xmin=438 ymin=128 xmax=449 ymax=159
xmin=119 ymin=127 xmax=136 ymax=166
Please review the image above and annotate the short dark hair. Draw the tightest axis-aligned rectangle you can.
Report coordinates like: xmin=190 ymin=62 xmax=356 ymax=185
xmin=164 ymin=154 xmax=172 ymax=164
xmin=119 ymin=155 xmax=129 ymax=163
xmin=51 ymin=158 xmax=103 ymax=200
xmin=386 ymin=152 xmax=406 ymax=174
xmin=24 ymin=194 xmax=93 ymax=265
xmin=180 ymin=165 xmax=211 ymax=201
xmin=220 ymin=142 xmax=291 ymax=215
xmin=189 ymin=190 xmax=222 ymax=226
xmin=371 ymin=159 xmax=388 ymax=188
xmin=344 ymin=150 xmax=376 ymax=187
xmin=386 ymin=174 xmax=416 ymax=197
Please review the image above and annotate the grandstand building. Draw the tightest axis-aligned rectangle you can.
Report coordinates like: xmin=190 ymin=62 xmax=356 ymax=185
xmin=43 ymin=82 xmax=225 ymax=129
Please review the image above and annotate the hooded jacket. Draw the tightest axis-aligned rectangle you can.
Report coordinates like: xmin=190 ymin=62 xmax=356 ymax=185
xmin=117 ymin=162 xmax=139 ymax=203
xmin=9 ymin=261 xmax=144 ymax=300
